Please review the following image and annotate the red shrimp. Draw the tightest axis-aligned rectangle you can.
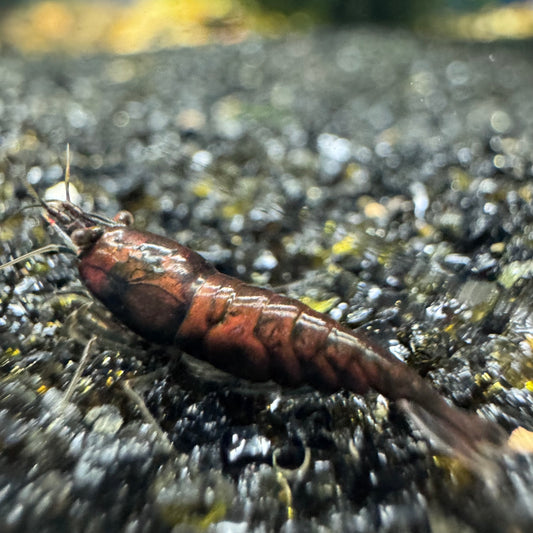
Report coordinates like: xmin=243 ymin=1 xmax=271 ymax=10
xmin=4 ymin=183 xmax=508 ymax=474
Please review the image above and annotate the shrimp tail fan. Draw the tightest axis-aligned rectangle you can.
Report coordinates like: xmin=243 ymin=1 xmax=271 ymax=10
xmin=398 ymin=398 xmax=508 ymax=478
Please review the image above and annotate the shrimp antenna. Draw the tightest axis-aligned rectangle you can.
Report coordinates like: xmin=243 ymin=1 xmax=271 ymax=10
xmin=22 ymin=179 xmax=76 ymax=249
xmin=0 ymin=244 xmax=75 ymax=271
xmin=0 ymin=203 xmax=43 ymax=224
xmin=61 ymin=335 xmax=97 ymax=406
xmin=24 ymin=179 xmax=52 ymax=213
xmin=65 ymin=143 xmax=71 ymax=203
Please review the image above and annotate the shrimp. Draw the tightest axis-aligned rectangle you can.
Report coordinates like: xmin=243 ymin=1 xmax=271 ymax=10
xmin=1 ymin=174 xmax=508 ymax=475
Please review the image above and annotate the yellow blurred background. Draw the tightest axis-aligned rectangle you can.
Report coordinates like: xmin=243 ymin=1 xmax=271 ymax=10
xmin=0 ymin=0 xmax=254 ymax=55
xmin=1 ymin=0 xmax=533 ymax=56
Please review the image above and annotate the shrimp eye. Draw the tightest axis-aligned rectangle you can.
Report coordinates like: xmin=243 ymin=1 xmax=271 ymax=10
xmin=71 ymin=227 xmax=104 ymax=248
xmin=114 ymin=210 xmax=134 ymax=226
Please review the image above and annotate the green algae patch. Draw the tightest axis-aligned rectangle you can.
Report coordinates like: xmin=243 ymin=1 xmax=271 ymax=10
xmin=152 ymin=465 xmax=233 ymax=531
xmin=498 ymin=259 xmax=533 ymax=289
xmin=331 ymin=235 xmax=363 ymax=257
xmin=456 ymin=280 xmax=501 ymax=322
xmin=158 ymin=500 xmax=227 ymax=531
xmin=299 ymin=295 xmax=340 ymax=314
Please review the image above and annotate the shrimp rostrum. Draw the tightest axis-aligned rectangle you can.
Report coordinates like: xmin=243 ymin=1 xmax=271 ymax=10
xmin=3 ymin=179 xmax=508 ymax=475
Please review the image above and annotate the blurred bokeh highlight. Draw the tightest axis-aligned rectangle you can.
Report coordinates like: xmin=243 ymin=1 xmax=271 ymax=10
xmin=0 ymin=0 xmax=532 ymax=55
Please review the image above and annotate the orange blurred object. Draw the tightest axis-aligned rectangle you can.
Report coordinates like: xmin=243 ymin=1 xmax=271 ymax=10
xmin=508 ymin=426 xmax=533 ymax=454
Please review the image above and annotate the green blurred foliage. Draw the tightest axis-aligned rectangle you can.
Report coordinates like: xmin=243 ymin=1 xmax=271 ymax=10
xmin=247 ymin=0 xmax=446 ymax=24
xmin=446 ymin=0 xmax=497 ymax=11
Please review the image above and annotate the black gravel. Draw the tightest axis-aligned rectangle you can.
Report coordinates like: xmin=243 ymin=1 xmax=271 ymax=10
xmin=1 ymin=29 xmax=533 ymax=532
